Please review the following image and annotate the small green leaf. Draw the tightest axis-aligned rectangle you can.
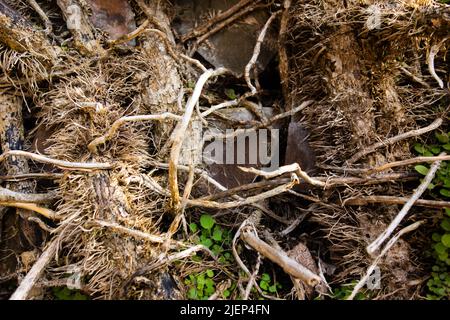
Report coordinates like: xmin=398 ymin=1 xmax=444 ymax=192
xmin=441 ymin=218 xmax=450 ymax=231
xmin=431 ymin=146 xmax=442 ymax=154
xmin=436 ymin=132 xmax=449 ymax=144
xmin=261 ymin=273 xmax=271 ymax=282
xmin=442 ymin=234 xmax=450 ymax=248
xmin=212 ymin=228 xmax=223 ymax=241
xmin=223 ymin=290 xmax=230 ymax=298
xmin=201 ymin=238 xmax=213 ymax=248
xmin=432 ymin=233 xmax=442 ymax=242
xmin=435 ymin=242 xmax=447 ymax=255
xmin=440 ymin=189 xmax=450 ymax=198
xmin=206 ymin=269 xmax=214 ymax=278
xmin=268 ymin=285 xmax=277 ymax=293
xmin=424 ymin=151 xmax=434 ymax=157
xmin=415 ymin=165 xmax=429 ymax=175
xmin=200 ymin=215 xmax=215 ymax=230
xmin=188 ymin=288 xmax=198 ymax=299
xmin=189 ymin=223 xmax=198 ymax=233
xmin=259 ymin=280 xmax=269 ymax=291
xmin=225 ymin=88 xmax=237 ymax=100
xmin=445 ymin=208 xmax=450 ymax=217
xmin=443 ymin=144 xmax=450 ymax=151
xmin=414 ymin=144 xmax=426 ymax=154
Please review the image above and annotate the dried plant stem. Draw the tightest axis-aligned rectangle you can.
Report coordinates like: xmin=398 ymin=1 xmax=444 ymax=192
xmin=202 ymin=101 xmax=313 ymax=143
xmin=26 ymin=0 xmax=52 ymax=33
xmin=9 ymin=237 xmax=58 ymax=300
xmin=91 ymin=220 xmax=182 ymax=248
xmin=344 ymin=195 xmax=450 ymax=209
xmin=186 ymin=178 xmax=297 ymax=209
xmin=347 ymin=118 xmax=443 ymax=164
xmin=0 ymin=150 xmax=112 ymax=170
xmin=0 ymin=173 xmax=63 ymax=182
xmin=366 ymin=155 xmax=450 ymax=175
xmin=1 ymin=202 xmax=58 ymax=220
xmin=427 ymin=38 xmax=448 ymax=89
xmin=194 ymin=2 xmax=265 ymax=48
xmin=108 ymin=19 xmax=150 ymax=46
xmin=367 ymin=154 xmax=443 ymax=256
xmin=181 ymin=0 xmax=254 ymax=42
xmin=241 ymin=229 xmax=322 ymax=287
xmin=168 ymin=68 xmax=227 ymax=208
xmin=239 ymin=163 xmax=325 ymax=187
xmin=0 ymin=186 xmax=55 ymax=203
xmin=88 ymin=113 xmax=182 ymax=154
xmin=245 ymin=11 xmax=280 ymax=95
xmin=348 ymin=221 xmax=424 ymax=300
xmin=151 ymin=161 xmax=290 ymax=224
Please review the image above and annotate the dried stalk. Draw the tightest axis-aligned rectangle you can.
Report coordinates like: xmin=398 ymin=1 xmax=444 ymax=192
xmin=9 ymin=238 xmax=58 ymax=300
xmin=168 ymin=68 xmax=227 ymax=208
xmin=186 ymin=178 xmax=298 ymax=209
xmin=239 ymin=163 xmax=325 ymax=187
xmin=348 ymin=221 xmax=424 ymax=300
xmin=88 ymin=113 xmax=182 ymax=154
xmin=347 ymin=118 xmax=443 ymax=164
xmin=245 ymin=11 xmax=280 ymax=95
xmin=344 ymin=195 xmax=450 ymax=209
xmin=27 ymin=0 xmax=52 ymax=34
xmin=181 ymin=0 xmax=254 ymax=42
xmin=366 ymin=155 xmax=450 ymax=175
xmin=194 ymin=2 xmax=266 ymax=48
xmin=427 ymin=38 xmax=448 ymax=89
xmin=241 ymin=229 xmax=322 ymax=286
xmin=0 ymin=186 xmax=55 ymax=203
xmin=0 ymin=150 xmax=112 ymax=170
xmin=1 ymin=202 xmax=58 ymax=220
xmin=367 ymin=154 xmax=443 ymax=256
xmin=91 ymin=220 xmax=182 ymax=248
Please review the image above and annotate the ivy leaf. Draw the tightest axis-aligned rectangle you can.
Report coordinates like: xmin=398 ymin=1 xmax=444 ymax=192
xmin=445 ymin=208 xmax=450 ymax=217
xmin=414 ymin=144 xmax=426 ymax=154
xmin=225 ymin=88 xmax=237 ymax=100
xmin=431 ymin=146 xmax=442 ymax=155
xmin=201 ymin=238 xmax=213 ymax=248
xmin=441 ymin=218 xmax=450 ymax=231
xmin=261 ymin=273 xmax=271 ymax=282
xmin=200 ymin=215 xmax=215 ymax=230
xmin=432 ymin=233 xmax=442 ymax=242
xmin=442 ymin=234 xmax=450 ymax=248
xmin=436 ymin=132 xmax=449 ymax=144
xmin=189 ymin=223 xmax=198 ymax=233
xmin=206 ymin=269 xmax=214 ymax=278
xmin=188 ymin=288 xmax=198 ymax=299
xmin=440 ymin=189 xmax=450 ymax=198
xmin=268 ymin=285 xmax=277 ymax=293
xmin=259 ymin=280 xmax=269 ymax=291
xmin=435 ymin=242 xmax=447 ymax=255
xmin=415 ymin=165 xmax=429 ymax=176
xmin=212 ymin=228 xmax=223 ymax=241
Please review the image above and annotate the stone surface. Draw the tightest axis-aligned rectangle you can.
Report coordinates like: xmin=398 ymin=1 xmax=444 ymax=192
xmin=88 ymin=0 xmax=136 ymax=43
xmin=172 ymin=0 xmax=278 ymax=76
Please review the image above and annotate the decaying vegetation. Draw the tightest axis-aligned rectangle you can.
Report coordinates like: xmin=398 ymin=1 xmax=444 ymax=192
xmin=0 ymin=0 xmax=449 ymax=300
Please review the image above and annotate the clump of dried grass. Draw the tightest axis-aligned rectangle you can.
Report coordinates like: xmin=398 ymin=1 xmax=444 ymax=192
xmin=284 ymin=0 xmax=449 ymax=298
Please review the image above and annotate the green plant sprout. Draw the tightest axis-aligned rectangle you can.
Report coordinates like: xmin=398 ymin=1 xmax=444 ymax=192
xmin=414 ymin=132 xmax=450 ymax=299
xmin=185 ymin=214 xmax=235 ymax=299
xmin=332 ymin=281 xmax=367 ymax=300
xmin=259 ymin=273 xmax=282 ymax=296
